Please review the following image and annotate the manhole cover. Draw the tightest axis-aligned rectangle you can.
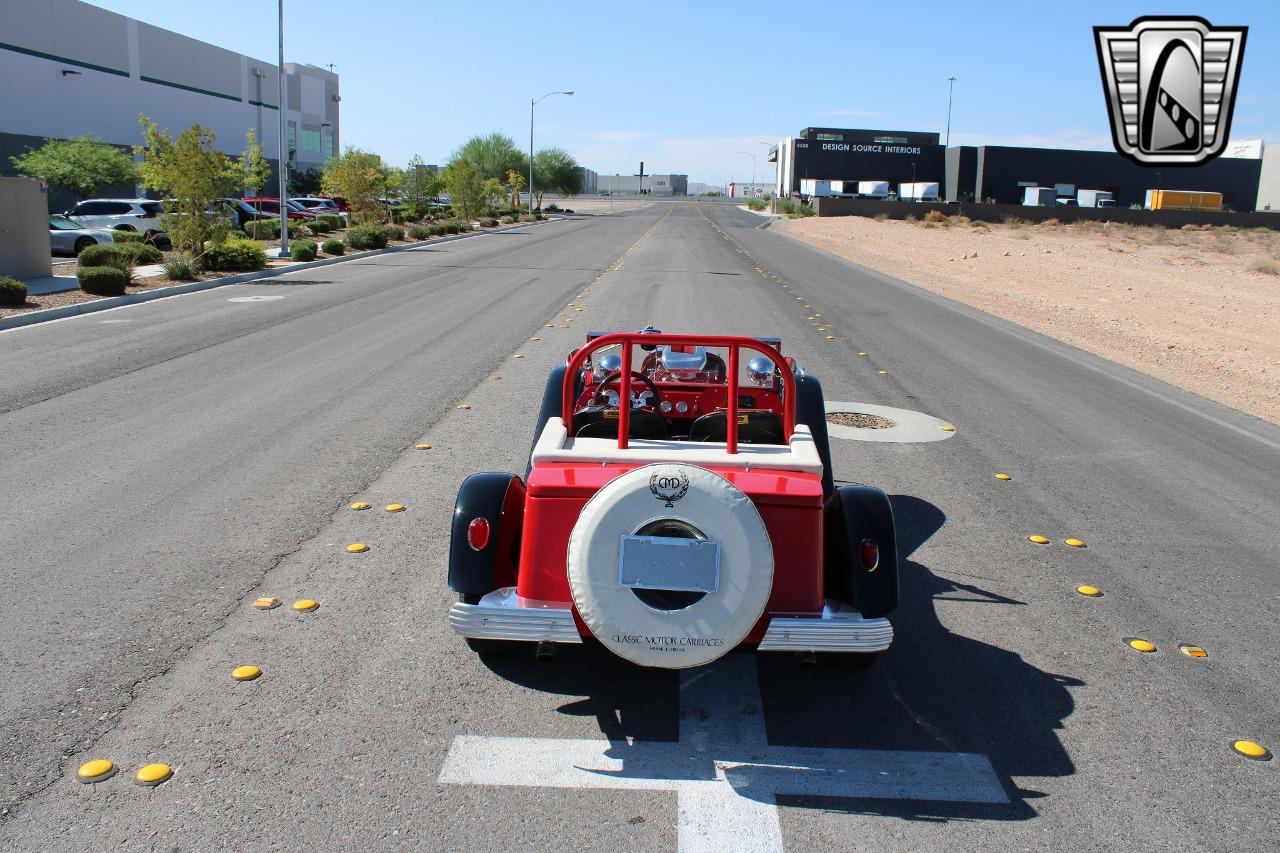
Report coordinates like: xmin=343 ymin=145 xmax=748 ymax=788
xmin=826 ymin=412 xmax=895 ymax=429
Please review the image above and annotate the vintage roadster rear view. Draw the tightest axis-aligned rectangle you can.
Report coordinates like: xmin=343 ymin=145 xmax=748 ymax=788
xmin=447 ymin=330 xmax=898 ymax=669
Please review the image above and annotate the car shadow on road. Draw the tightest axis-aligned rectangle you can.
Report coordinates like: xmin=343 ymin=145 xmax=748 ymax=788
xmin=479 ymin=493 xmax=1080 ymax=824
xmin=754 ymin=494 xmax=1080 ymax=822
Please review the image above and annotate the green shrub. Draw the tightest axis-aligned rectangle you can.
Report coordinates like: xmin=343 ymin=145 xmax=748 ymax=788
xmin=346 ymin=224 xmax=388 ymax=250
xmin=77 ymin=243 xmax=137 ymax=281
xmin=746 ymin=197 xmax=768 ymax=211
xmin=77 ymin=265 xmax=128 ymax=296
xmin=316 ymin=213 xmax=343 ymax=230
xmin=408 ymin=225 xmax=430 ymax=240
xmin=163 ymin=254 xmax=197 ymax=280
xmin=500 ymin=215 xmax=515 ymax=225
xmin=321 ymin=238 xmax=344 ymax=255
xmin=444 ymin=221 xmax=462 ymax=235
xmin=384 ymin=224 xmax=405 ymax=242
xmin=111 ymin=231 xmax=145 ymax=244
xmin=290 ymin=239 xmax=318 ymax=261
xmin=202 ymin=238 xmax=268 ymax=272
xmin=0 ymin=276 xmax=27 ymax=306
xmin=545 ymin=203 xmax=560 ymax=212
xmin=480 ymin=217 xmax=499 ymax=228
xmin=309 ymin=219 xmax=331 ymax=234
xmin=245 ymin=219 xmax=281 ymax=240
xmin=119 ymin=242 xmax=164 ymax=264
xmin=427 ymin=223 xmax=445 ymax=237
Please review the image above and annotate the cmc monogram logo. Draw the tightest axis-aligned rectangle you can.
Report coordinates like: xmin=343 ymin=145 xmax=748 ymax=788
xmin=1094 ymin=16 xmax=1247 ymax=166
xmin=649 ymin=470 xmax=690 ymax=508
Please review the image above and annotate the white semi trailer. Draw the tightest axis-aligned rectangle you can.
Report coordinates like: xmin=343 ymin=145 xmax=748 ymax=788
xmin=856 ymin=181 xmax=889 ymax=199
xmin=1022 ymin=187 xmax=1056 ymax=206
xmin=899 ymin=181 xmax=940 ymax=202
xmin=1077 ymin=189 xmax=1116 ymax=208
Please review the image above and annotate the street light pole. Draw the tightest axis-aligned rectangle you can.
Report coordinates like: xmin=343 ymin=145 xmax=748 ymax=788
xmin=530 ymin=90 xmax=573 ymax=214
xmin=945 ymin=75 xmax=957 ymax=149
xmin=738 ymin=151 xmax=755 ymax=198
xmin=276 ymin=0 xmax=289 ymax=257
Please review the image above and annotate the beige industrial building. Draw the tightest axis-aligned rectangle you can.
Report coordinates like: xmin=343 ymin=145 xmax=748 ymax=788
xmin=0 ymin=0 xmax=340 ymax=211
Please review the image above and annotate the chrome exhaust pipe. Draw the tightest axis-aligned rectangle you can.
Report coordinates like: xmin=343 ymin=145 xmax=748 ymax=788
xmin=797 ymin=650 xmax=817 ymax=668
xmin=535 ymin=641 xmax=557 ymax=663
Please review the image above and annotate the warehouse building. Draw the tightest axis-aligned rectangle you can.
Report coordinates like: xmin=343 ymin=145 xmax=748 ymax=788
xmin=0 ymin=0 xmax=340 ymax=211
xmin=596 ymin=173 xmax=688 ymax=195
xmin=771 ymin=126 xmax=1267 ymax=212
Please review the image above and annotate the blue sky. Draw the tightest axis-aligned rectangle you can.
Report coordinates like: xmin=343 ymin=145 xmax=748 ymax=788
xmin=87 ymin=0 xmax=1278 ymax=184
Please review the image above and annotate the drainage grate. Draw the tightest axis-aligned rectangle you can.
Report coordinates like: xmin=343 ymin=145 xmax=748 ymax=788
xmin=826 ymin=412 xmax=896 ymax=429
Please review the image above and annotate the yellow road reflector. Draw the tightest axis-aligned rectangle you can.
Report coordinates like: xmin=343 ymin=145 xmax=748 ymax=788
xmin=1065 ymin=538 xmax=1086 ymax=548
xmin=134 ymin=763 xmax=172 ymax=787
xmin=804 ymin=304 xmax=812 ymax=309
xmin=994 ymin=473 xmax=1011 ymax=480
xmin=346 ymin=543 xmax=368 ymax=553
xmin=514 ymin=354 xmax=524 ymax=359
xmin=545 ymin=324 xmax=555 ymax=328
xmin=530 ymin=337 xmax=540 ymax=341
xmin=1076 ymin=585 xmax=1102 ymax=597
xmin=231 ymin=665 xmax=261 ymax=681
xmin=878 ymin=370 xmax=889 ymax=376
xmin=488 ymin=375 xmax=500 ymax=381
xmin=1127 ymin=638 xmax=1157 ymax=653
xmin=814 ymin=313 xmax=822 ymax=317
xmin=1232 ymin=740 xmax=1272 ymax=760
xmin=77 ymin=759 xmax=116 ymax=783
xmin=858 ymin=352 xmax=868 ymax=357
xmin=350 ymin=502 xmax=370 ymax=510
xmin=1179 ymin=644 xmax=1208 ymax=658
xmin=940 ymin=425 xmax=956 ymax=432
xmin=293 ymin=599 xmax=318 ymax=612
xmin=253 ymin=597 xmax=280 ymax=610
xmin=385 ymin=503 xmax=405 ymax=512
xmin=457 ymin=404 xmax=472 ymax=409
xmin=826 ymin=336 xmax=836 ymax=340
xmin=1028 ymin=535 xmax=1050 ymax=544
xmin=415 ymin=443 xmax=432 ymax=450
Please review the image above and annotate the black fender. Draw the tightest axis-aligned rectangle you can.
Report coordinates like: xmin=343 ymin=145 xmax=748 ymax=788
xmin=526 ymin=364 xmax=587 ymax=476
xmin=824 ymin=485 xmax=898 ymax=618
xmin=448 ymin=472 xmax=525 ymax=599
xmin=795 ymin=372 xmax=835 ymax=497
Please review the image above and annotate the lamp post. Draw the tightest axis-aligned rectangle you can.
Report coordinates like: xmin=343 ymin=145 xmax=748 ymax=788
xmin=276 ymin=0 xmax=289 ymax=258
xmin=738 ymin=151 xmax=756 ymax=198
xmin=530 ymin=90 xmax=573 ymax=214
xmin=945 ymin=75 xmax=957 ymax=150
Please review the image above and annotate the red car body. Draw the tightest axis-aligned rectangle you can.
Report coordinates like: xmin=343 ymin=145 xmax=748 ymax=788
xmin=448 ymin=331 xmax=899 ymax=669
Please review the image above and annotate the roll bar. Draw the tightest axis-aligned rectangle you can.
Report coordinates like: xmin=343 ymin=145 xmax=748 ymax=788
xmin=562 ymin=333 xmax=796 ymax=453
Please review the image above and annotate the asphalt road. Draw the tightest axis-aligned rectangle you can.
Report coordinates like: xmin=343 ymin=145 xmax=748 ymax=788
xmin=1 ymin=202 xmax=1276 ymax=850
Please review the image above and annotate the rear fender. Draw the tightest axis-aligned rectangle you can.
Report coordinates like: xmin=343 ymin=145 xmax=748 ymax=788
xmin=448 ymin=472 xmax=525 ymax=598
xmin=795 ymin=373 xmax=835 ymax=497
xmin=824 ymin=485 xmax=898 ymax=618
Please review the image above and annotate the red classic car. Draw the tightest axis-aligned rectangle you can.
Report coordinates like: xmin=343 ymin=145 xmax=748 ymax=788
xmin=448 ymin=329 xmax=898 ymax=669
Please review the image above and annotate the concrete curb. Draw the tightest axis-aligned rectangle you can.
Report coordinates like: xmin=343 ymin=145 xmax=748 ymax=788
xmin=1 ymin=218 xmax=558 ymax=333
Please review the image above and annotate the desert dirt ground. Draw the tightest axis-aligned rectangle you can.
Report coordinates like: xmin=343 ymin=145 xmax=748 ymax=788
xmin=776 ymin=214 xmax=1280 ymax=425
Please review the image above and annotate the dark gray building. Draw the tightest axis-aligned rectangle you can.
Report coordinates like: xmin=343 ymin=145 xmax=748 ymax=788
xmin=771 ymin=126 xmax=1264 ymax=212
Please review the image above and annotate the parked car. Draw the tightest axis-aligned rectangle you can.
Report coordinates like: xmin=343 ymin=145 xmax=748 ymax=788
xmin=216 ymin=198 xmax=272 ymax=229
xmin=448 ymin=329 xmax=898 ymax=669
xmin=65 ymin=198 xmax=165 ymax=237
xmin=48 ymin=214 xmax=116 ymax=256
xmin=241 ymin=198 xmax=316 ymax=221
xmin=292 ymin=197 xmax=341 ymax=214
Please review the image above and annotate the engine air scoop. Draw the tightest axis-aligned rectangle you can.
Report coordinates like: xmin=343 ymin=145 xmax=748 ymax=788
xmin=619 ymin=535 xmax=721 ymax=594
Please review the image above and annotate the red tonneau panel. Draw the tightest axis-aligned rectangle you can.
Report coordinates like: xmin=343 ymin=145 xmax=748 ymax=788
xmin=527 ymin=462 xmax=822 ymax=507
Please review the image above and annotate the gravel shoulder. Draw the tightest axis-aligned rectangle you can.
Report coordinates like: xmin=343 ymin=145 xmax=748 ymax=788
xmin=776 ymin=216 xmax=1280 ymax=425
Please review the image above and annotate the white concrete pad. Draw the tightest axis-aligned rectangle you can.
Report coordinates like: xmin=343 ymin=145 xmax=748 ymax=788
xmin=823 ymin=401 xmax=957 ymax=443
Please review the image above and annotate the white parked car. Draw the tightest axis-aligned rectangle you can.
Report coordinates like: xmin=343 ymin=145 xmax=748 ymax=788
xmin=291 ymin=197 xmax=347 ymax=220
xmin=48 ymin=215 xmax=116 ymax=255
xmin=65 ymin=198 xmax=165 ymax=237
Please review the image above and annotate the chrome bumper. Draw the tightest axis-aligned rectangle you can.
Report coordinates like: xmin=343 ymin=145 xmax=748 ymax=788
xmin=448 ymin=587 xmax=583 ymax=644
xmin=757 ymin=599 xmax=894 ymax=653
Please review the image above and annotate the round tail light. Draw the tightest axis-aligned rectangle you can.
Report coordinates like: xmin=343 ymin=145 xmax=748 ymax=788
xmin=858 ymin=539 xmax=880 ymax=572
xmin=467 ymin=518 xmax=491 ymax=551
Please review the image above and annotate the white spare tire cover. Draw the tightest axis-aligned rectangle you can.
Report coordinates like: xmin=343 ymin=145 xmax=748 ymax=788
xmin=568 ymin=464 xmax=773 ymax=668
